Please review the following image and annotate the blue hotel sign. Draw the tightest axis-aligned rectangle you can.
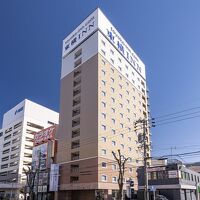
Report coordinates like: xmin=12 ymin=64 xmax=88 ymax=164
xmin=63 ymin=15 xmax=96 ymax=57
xmin=107 ymin=27 xmax=142 ymax=74
xmin=15 ymin=107 xmax=23 ymax=115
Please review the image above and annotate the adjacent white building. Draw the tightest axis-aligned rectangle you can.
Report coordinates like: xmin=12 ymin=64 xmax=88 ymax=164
xmin=0 ymin=99 xmax=59 ymax=198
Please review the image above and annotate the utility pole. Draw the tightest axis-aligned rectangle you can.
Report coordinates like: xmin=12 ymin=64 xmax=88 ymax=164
xmin=36 ymin=151 xmax=42 ymax=199
xmin=112 ymin=150 xmax=129 ymax=200
xmin=135 ymin=118 xmax=154 ymax=200
xmin=23 ymin=166 xmax=37 ymax=200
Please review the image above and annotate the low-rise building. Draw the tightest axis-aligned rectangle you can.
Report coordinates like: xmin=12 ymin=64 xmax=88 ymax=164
xmin=137 ymin=160 xmax=200 ymax=200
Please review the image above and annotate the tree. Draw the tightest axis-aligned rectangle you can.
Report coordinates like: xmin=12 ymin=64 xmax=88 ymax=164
xmin=112 ymin=150 xmax=129 ymax=200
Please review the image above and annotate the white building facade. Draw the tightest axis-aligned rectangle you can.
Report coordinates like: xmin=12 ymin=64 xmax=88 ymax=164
xmin=0 ymin=99 xmax=59 ymax=198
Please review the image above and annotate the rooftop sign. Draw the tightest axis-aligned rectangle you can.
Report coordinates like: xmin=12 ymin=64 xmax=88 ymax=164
xmin=62 ymin=8 xmax=145 ymax=78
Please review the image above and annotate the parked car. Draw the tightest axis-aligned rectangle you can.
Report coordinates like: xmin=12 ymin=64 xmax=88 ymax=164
xmin=155 ymin=195 xmax=168 ymax=200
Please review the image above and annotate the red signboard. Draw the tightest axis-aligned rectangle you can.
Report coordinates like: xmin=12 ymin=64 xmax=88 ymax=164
xmin=34 ymin=125 xmax=56 ymax=146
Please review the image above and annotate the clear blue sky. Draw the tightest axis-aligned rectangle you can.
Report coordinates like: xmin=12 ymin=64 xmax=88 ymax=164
xmin=1 ymin=0 xmax=200 ymax=163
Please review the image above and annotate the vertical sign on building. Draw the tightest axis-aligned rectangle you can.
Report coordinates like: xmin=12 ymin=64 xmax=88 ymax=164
xmin=49 ymin=164 xmax=59 ymax=192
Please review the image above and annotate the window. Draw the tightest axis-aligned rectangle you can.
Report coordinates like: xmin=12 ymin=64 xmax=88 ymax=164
xmin=118 ymin=57 xmax=121 ymax=63
xmin=119 ymin=75 xmax=122 ymax=80
xmin=73 ymin=96 xmax=81 ymax=106
xmin=118 ymin=66 xmax=122 ymax=71
xmin=74 ymin=49 xmax=82 ymax=59
xmin=73 ymin=87 xmax=81 ymax=96
xmin=125 ymin=65 xmax=128 ymax=70
xmin=111 ymin=68 xmax=114 ymax=73
xmin=13 ymin=130 xmax=21 ymax=136
xmin=102 ymin=162 xmax=107 ymax=168
xmin=110 ymin=58 xmax=114 ymax=64
xmin=119 ymin=103 xmax=123 ymax=108
xmin=3 ymin=141 xmax=11 ymax=147
xmin=120 ymin=134 xmax=124 ymax=138
xmin=12 ymin=137 xmax=20 ymax=144
xmin=74 ymin=58 xmax=82 ymax=68
xmin=120 ymin=123 xmax=124 ymax=128
xmin=126 ymin=91 xmax=130 ymax=95
xmin=102 ymin=59 xmax=106 ymax=65
xmin=71 ymin=140 xmax=80 ymax=149
xmin=0 ymin=132 xmax=3 ymax=137
xmin=112 ymin=129 xmax=116 ymax=135
xmin=74 ymin=68 xmax=81 ymax=77
xmin=101 ymin=149 xmax=106 ymax=155
xmin=5 ymin=127 xmax=12 ymax=134
xmin=102 ymin=137 xmax=106 ymax=142
xmin=101 ymin=125 xmax=106 ymax=131
xmin=111 ymin=87 xmax=115 ymax=93
xmin=112 ymin=141 xmax=116 ymax=146
xmin=111 ymin=108 xmax=115 ymax=113
xmin=102 ymin=80 xmax=106 ymax=86
xmin=121 ymin=144 xmax=124 ymax=149
xmin=126 ymin=82 xmax=129 ymax=86
xmin=2 ymin=156 xmax=9 ymax=162
xmin=128 ymin=147 xmax=132 ymax=152
xmin=14 ymin=122 xmax=22 ymax=129
xmin=101 ymin=40 xmax=106 ymax=46
xmin=73 ymin=77 xmax=81 ymax=87
xmin=101 ymin=175 xmax=107 ymax=182
xmin=70 ymin=176 xmax=79 ymax=183
xmin=4 ymin=134 xmax=11 ymax=141
xmin=110 ymin=49 xmax=114 ymax=55
xmin=24 ymin=145 xmax=32 ymax=150
xmin=111 ymin=119 xmax=115 ymax=124
xmin=101 ymin=69 xmax=106 ymax=76
xmin=128 ymin=137 xmax=131 ymax=141
xmin=111 ymin=77 xmax=114 ymax=83
xmin=119 ymin=84 xmax=122 ymax=89
xmin=101 ymin=91 xmax=106 ymax=97
xmin=71 ymin=164 xmax=79 ymax=173
xmin=120 ymin=113 xmax=123 ymax=118
xmin=101 ymin=102 xmax=106 ymax=108
xmin=127 ymin=109 xmax=130 ymax=113
xmin=1 ymin=164 xmax=8 ymax=169
xmin=132 ymin=72 xmax=134 ymax=76
xmin=127 ymin=118 xmax=130 ymax=122
xmin=112 ymin=164 xmax=117 ymax=170
xmin=3 ymin=149 xmax=10 ymax=154
xmin=10 ymin=161 xmax=18 ymax=167
xmin=102 ymin=113 xmax=106 ymax=119
xmin=119 ymin=94 xmax=123 ymax=99
xmin=101 ymin=49 xmax=106 ymax=55
xmin=112 ymin=177 xmax=117 ymax=183
xmin=129 ymin=168 xmax=133 ymax=173
xmin=111 ymin=97 xmax=115 ymax=103
xmin=72 ymin=118 xmax=80 ymax=127
xmin=72 ymin=107 xmax=80 ymax=117
xmin=71 ymin=152 xmax=79 ymax=160
xmin=27 ymin=122 xmax=43 ymax=130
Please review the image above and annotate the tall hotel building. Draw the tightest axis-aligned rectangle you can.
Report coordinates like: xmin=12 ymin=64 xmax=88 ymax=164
xmin=0 ymin=99 xmax=59 ymax=198
xmin=56 ymin=8 xmax=150 ymax=200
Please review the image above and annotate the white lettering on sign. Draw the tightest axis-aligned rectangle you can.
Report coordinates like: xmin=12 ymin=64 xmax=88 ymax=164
xmin=62 ymin=10 xmax=98 ymax=57
xmin=147 ymin=167 xmax=166 ymax=172
xmin=168 ymin=170 xmax=178 ymax=178
xmin=34 ymin=126 xmax=56 ymax=146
